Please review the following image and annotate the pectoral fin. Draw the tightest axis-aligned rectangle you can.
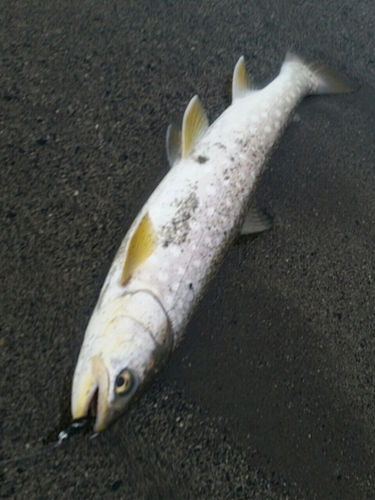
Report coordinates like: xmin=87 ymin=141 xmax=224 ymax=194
xmin=120 ymin=213 xmax=157 ymax=285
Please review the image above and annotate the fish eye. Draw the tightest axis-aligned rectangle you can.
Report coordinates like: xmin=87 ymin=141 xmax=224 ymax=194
xmin=115 ymin=369 xmax=133 ymax=395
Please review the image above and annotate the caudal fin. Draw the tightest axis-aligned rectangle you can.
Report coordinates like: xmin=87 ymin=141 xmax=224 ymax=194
xmin=284 ymin=52 xmax=356 ymax=95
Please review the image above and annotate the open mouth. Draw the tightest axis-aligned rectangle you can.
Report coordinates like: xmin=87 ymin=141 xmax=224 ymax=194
xmin=89 ymin=354 xmax=110 ymax=432
xmin=65 ymin=387 xmax=98 ymax=438
xmin=89 ymin=387 xmax=99 ymax=418
xmin=70 ymin=355 xmax=110 ymax=434
xmin=68 ymin=385 xmax=99 ymax=437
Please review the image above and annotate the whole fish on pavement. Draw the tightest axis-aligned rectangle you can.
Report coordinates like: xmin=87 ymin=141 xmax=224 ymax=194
xmin=71 ymin=53 xmax=353 ymax=432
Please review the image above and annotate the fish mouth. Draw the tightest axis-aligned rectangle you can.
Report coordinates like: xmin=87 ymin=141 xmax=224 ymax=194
xmin=90 ymin=355 xmax=110 ymax=432
xmin=89 ymin=386 xmax=99 ymax=418
xmin=73 ymin=385 xmax=99 ymax=435
xmin=72 ymin=355 xmax=109 ymax=432
xmin=72 ymin=355 xmax=110 ymax=432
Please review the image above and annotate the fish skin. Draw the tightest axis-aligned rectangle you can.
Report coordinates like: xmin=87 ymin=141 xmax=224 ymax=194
xmin=71 ymin=54 xmax=352 ymax=432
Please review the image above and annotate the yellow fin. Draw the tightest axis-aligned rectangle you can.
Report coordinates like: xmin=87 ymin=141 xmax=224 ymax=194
xmin=182 ymin=95 xmax=209 ymax=157
xmin=120 ymin=213 xmax=157 ymax=285
xmin=232 ymin=56 xmax=252 ymax=101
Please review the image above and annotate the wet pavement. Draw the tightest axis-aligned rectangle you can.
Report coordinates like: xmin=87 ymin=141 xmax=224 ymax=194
xmin=1 ymin=0 xmax=375 ymax=498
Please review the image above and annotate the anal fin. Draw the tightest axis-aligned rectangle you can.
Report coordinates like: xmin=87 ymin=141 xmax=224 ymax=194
xmin=240 ymin=202 xmax=273 ymax=235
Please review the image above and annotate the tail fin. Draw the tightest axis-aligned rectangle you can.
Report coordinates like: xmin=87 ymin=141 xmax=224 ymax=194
xmin=283 ymin=52 xmax=356 ymax=95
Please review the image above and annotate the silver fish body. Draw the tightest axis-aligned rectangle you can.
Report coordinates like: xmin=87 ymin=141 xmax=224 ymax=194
xmin=71 ymin=54 xmax=352 ymax=431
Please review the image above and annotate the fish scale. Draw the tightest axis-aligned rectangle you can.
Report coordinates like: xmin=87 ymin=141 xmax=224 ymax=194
xmin=71 ymin=53 xmax=354 ymax=432
xmin=120 ymin=61 xmax=317 ymax=331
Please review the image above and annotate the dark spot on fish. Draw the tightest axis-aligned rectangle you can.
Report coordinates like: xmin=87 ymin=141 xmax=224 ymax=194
xmin=230 ymin=156 xmax=235 ymax=162
xmin=161 ymin=191 xmax=199 ymax=245
xmin=189 ymin=283 xmax=193 ymax=290
xmin=196 ymin=155 xmax=209 ymax=164
xmin=214 ymin=142 xmax=226 ymax=150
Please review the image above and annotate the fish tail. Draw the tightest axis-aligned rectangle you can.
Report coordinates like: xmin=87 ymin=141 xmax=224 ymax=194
xmin=283 ymin=52 xmax=356 ymax=94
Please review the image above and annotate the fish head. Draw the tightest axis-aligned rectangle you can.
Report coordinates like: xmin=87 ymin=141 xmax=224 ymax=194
xmin=71 ymin=292 xmax=173 ymax=432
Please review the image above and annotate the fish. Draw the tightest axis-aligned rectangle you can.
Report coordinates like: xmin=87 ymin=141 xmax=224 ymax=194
xmin=71 ymin=53 xmax=353 ymax=432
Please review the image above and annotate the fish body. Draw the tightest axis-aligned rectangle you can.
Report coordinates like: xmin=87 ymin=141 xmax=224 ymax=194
xmin=72 ymin=54 xmax=352 ymax=431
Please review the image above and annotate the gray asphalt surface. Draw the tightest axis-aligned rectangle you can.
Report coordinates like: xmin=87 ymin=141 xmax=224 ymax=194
xmin=1 ymin=0 xmax=375 ymax=498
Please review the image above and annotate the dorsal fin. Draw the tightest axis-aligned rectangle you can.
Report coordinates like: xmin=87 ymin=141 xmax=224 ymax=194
xmin=232 ymin=56 xmax=252 ymax=101
xmin=166 ymin=123 xmax=182 ymax=168
xmin=182 ymin=95 xmax=209 ymax=157
xmin=120 ymin=213 xmax=157 ymax=286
